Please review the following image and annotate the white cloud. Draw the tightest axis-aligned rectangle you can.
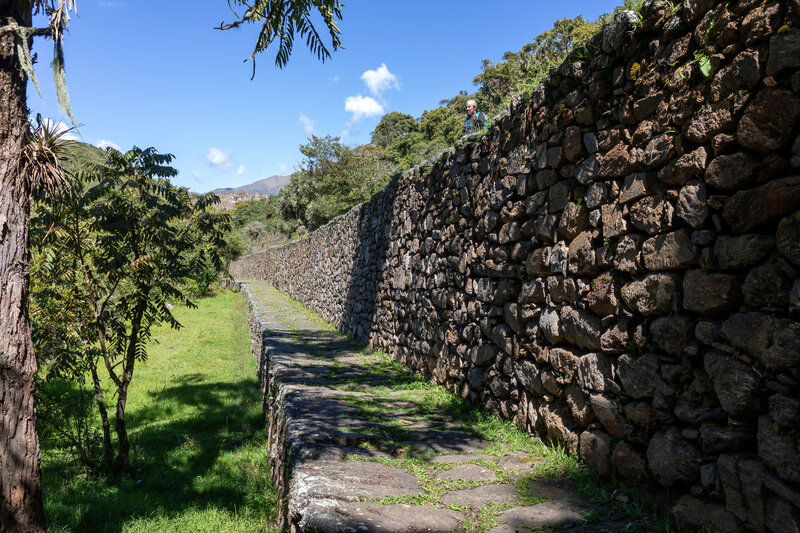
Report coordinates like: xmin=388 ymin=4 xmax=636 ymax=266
xmin=192 ymin=171 xmax=203 ymax=182
xmin=361 ymin=63 xmax=399 ymax=96
xmin=277 ymin=163 xmax=289 ymax=173
xmin=206 ymin=147 xmax=233 ymax=171
xmin=332 ymin=75 xmax=341 ymax=83
xmin=236 ymin=165 xmax=246 ymax=175
xmin=96 ymin=139 xmax=120 ymax=151
xmin=344 ymin=95 xmax=384 ymax=122
xmin=299 ymin=113 xmax=315 ymax=134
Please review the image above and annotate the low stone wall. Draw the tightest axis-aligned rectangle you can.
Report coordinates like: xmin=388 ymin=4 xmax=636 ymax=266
xmin=230 ymin=0 xmax=800 ymax=530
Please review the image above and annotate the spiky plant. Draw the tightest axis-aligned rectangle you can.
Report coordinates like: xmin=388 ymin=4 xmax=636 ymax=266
xmin=21 ymin=114 xmax=76 ymax=199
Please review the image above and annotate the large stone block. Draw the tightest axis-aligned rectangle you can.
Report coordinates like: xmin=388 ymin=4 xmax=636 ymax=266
xmin=777 ymin=216 xmax=800 ymax=267
xmin=676 ymin=180 xmax=707 ymax=228
xmin=611 ymin=441 xmax=648 ymax=481
xmin=758 ymin=415 xmax=800 ymax=484
xmin=737 ymin=89 xmax=800 ymax=154
xmin=767 ymin=29 xmax=800 ymax=75
xmin=650 ymin=316 xmax=691 ymax=356
xmin=647 ymin=428 xmax=704 ymax=486
xmin=683 ymin=269 xmax=743 ymax=316
xmin=714 ymin=234 xmax=775 ymax=270
xmin=618 ymin=353 xmax=661 ymax=399
xmin=642 ymin=229 xmax=697 ymax=270
xmin=704 ymin=350 xmax=763 ymax=420
xmin=671 ymin=495 xmax=742 ymax=533
xmin=705 ymin=152 xmax=760 ymax=191
xmin=722 ymin=313 xmax=800 ymax=376
xmin=598 ymin=143 xmax=638 ymax=178
xmin=567 ymin=231 xmax=598 ymax=276
xmin=588 ymin=393 xmax=630 ymax=438
xmin=579 ymin=429 xmax=612 ymax=476
xmin=685 ymin=100 xmax=734 ymax=142
xmin=577 ymin=352 xmax=620 ymax=394
xmin=560 ymin=306 xmax=603 ymax=350
xmin=621 ymin=273 xmax=677 ymax=316
xmin=743 ymin=264 xmax=793 ymax=310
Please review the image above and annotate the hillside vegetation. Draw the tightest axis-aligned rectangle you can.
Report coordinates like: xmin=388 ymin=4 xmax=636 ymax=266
xmin=224 ymin=0 xmax=643 ymax=257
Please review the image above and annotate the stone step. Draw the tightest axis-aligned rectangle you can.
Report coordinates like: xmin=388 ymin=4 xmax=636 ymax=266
xmin=233 ymin=280 xmax=646 ymax=532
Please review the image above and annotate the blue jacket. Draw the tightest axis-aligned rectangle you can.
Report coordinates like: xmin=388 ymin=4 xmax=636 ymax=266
xmin=464 ymin=111 xmax=488 ymax=134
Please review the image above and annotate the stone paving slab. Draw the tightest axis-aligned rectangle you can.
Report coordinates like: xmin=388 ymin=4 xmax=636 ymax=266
xmin=233 ymin=280 xmax=648 ymax=532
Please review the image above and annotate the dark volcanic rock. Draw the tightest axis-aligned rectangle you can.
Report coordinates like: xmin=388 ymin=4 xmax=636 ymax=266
xmin=758 ymin=415 xmax=800 ymax=483
xmin=621 ymin=273 xmax=677 ymax=316
xmin=737 ymin=89 xmax=800 ymax=154
xmin=703 ymin=350 xmax=763 ymax=419
xmin=723 ymin=176 xmax=800 ymax=234
xmin=683 ymin=269 xmax=742 ymax=316
xmin=722 ymin=313 xmax=800 ymax=376
xmin=560 ymin=306 xmax=603 ymax=350
xmin=617 ymin=353 xmax=661 ymax=399
xmin=671 ymin=495 xmax=741 ymax=533
xmin=705 ymin=152 xmax=760 ymax=191
xmin=714 ymin=234 xmax=775 ymax=270
xmin=685 ymin=101 xmax=734 ymax=143
xmin=579 ymin=429 xmax=612 ymax=476
xmin=743 ymin=264 xmax=793 ymax=309
xmin=642 ymin=229 xmax=697 ymax=270
xmin=767 ymin=29 xmax=800 ymax=75
xmin=647 ymin=428 xmax=704 ymax=486
xmin=777 ymin=216 xmax=800 ymax=267
xmin=650 ymin=316 xmax=691 ymax=356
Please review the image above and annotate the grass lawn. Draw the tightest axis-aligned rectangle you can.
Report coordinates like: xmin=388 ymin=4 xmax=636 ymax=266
xmin=41 ymin=289 xmax=279 ymax=532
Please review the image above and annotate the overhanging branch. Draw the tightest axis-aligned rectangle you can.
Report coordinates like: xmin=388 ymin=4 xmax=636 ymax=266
xmin=0 ymin=24 xmax=53 ymax=38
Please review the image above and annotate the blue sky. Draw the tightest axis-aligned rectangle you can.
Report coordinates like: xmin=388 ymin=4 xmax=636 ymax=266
xmin=29 ymin=1 xmax=624 ymax=193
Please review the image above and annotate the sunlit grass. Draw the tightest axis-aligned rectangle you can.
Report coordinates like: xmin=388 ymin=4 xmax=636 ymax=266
xmin=41 ymin=289 xmax=278 ymax=532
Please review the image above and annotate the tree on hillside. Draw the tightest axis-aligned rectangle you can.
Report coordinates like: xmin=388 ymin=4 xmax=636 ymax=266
xmin=31 ymin=147 xmax=228 ymax=473
xmin=279 ymin=135 xmax=395 ymax=231
xmin=371 ymin=111 xmax=418 ymax=149
xmin=474 ymin=15 xmax=598 ymax=112
xmin=0 ymin=1 xmax=343 ymax=529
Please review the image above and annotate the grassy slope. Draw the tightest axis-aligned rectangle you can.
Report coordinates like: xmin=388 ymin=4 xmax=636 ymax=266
xmin=41 ymin=290 xmax=278 ymax=533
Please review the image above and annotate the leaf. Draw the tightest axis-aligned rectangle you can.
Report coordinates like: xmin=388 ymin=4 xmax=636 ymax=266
xmin=698 ymin=54 xmax=713 ymax=78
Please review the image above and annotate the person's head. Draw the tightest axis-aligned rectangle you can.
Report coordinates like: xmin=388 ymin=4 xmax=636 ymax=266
xmin=466 ymin=99 xmax=477 ymax=116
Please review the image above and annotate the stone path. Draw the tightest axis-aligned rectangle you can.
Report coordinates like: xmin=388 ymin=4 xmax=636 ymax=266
xmin=236 ymin=280 xmax=647 ymax=533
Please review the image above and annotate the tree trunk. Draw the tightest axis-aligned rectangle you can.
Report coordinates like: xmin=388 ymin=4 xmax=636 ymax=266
xmin=114 ymin=297 xmax=147 ymax=473
xmin=88 ymin=359 xmax=113 ymax=472
xmin=113 ymin=378 xmax=130 ymax=473
xmin=0 ymin=2 xmax=47 ymax=532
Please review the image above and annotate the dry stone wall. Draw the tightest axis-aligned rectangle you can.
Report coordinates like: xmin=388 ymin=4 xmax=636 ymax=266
xmin=230 ymin=1 xmax=800 ymax=530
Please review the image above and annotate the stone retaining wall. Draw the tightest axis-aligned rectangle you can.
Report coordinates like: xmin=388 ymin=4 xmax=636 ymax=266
xmin=230 ymin=1 xmax=800 ymax=530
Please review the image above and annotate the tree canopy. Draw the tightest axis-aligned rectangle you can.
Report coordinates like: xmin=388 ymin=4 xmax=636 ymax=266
xmin=31 ymin=146 xmax=229 ymax=473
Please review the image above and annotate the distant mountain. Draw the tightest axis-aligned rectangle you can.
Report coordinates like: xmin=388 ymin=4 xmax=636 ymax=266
xmin=212 ymin=175 xmax=290 ymax=196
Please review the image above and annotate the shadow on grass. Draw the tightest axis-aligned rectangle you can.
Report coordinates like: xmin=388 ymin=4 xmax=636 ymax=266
xmin=42 ymin=373 xmax=275 ymax=532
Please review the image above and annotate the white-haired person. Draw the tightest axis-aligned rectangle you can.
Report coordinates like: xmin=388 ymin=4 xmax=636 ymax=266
xmin=463 ymin=99 xmax=489 ymax=135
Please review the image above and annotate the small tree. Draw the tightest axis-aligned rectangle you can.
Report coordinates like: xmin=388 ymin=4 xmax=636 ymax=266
xmin=31 ymin=146 xmax=229 ymax=473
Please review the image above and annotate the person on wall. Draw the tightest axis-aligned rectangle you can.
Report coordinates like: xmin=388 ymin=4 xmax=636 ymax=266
xmin=464 ymin=99 xmax=489 ymax=135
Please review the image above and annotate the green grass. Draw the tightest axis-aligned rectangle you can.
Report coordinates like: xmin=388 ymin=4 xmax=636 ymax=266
xmin=41 ymin=289 xmax=278 ymax=533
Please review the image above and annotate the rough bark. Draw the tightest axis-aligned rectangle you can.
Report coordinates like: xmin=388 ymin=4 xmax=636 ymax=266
xmin=114 ymin=297 xmax=147 ymax=473
xmin=88 ymin=359 xmax=113 ymax=472
xmin=0 ymin=2 xmax=47 ymax=531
